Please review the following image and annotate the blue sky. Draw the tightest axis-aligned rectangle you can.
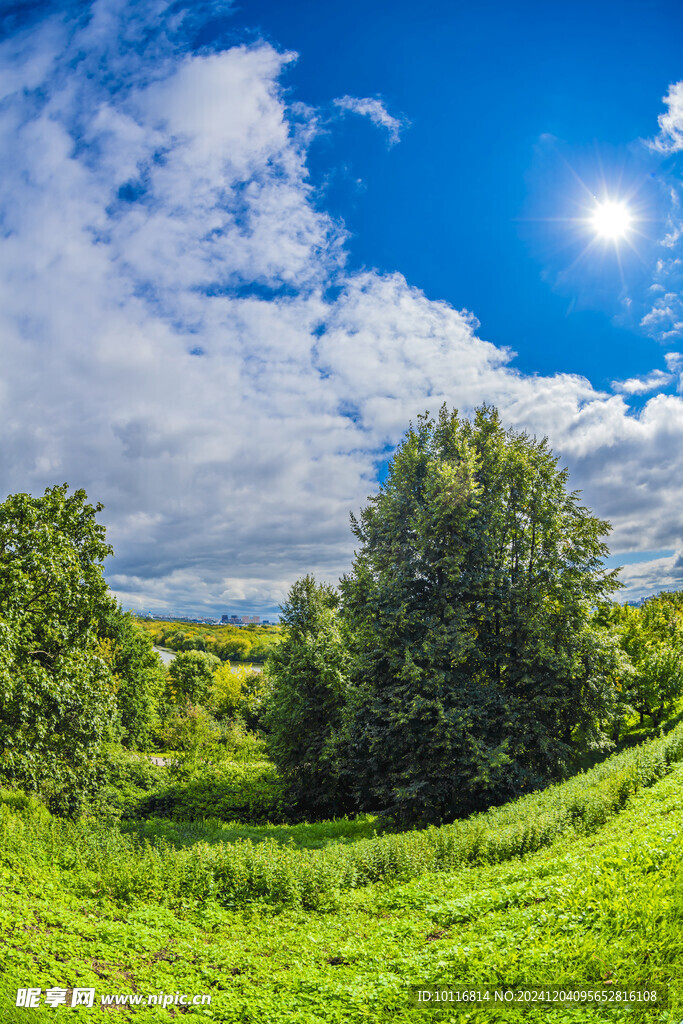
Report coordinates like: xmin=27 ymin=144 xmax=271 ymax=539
xmin=230 ymin=0 xmax=681 ymax=385
xmin=2 ymin=0 xmax=683 ymax=614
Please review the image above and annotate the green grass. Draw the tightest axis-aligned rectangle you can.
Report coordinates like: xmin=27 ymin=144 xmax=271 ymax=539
xmin=4 ymin=721 xmax=683 ymax=919
xmin=122 ymin=813 xmax=391 ymax=850
xmin=1 ymin=759 xmax=683 ymax=1022
xmin=4 ymin=723 xmax=683 ymax=1020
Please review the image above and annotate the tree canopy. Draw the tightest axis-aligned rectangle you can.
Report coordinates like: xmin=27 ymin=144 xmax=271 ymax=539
xmin=339 ymin=405 xmax=622 ymax=823
xmin=167 ymin=649 xmax=221 ymax=706
xmin=264 ymin=576 xmax=350 ymax=816
xmin=0 ymin=484 xmax=116 ymax=812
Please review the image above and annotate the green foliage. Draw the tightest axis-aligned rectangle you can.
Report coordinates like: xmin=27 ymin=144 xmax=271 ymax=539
xmin=124 ymin=811 xmax=386 ymax=850
xmin=214 ymin=718 xmax=267 ymax=762
xmin=9 ymin=714 xmax=683 ymax=916
xmin=218 ymin=634 xmax=253 ymax=661
xmin=210 ymin=662 xmax=243 ymax=719
xmin=94 ymin=598 xmax=165 ymax=748
xmin=264 ymin=576 xmax=351 ymax=817
xmin=166 ymin=649 xmax=220 ymax=705
xmin=94 ymin=745 xmax=170 ymax=820
xmin=136 ymin=617 xmax=282 ymax=662
xmin=139 ymin=759 xmax=284 ymax=824
xmin=0 ymin=484 xmax=116 ymax=814
xmin=339 ymin=405 xmax=622 ymax=823
xmin=597 ymin=594 xmax=683 ymax=728
xmin=1 ymin=768 xmax=682 ymax=1023
xmin=210 ymin=662 xmax=267 ymax=729
xmin=159 ymin=702 xmax=220 ymax=754
xmin=2 ymin=731 xmax=683 ymax=1023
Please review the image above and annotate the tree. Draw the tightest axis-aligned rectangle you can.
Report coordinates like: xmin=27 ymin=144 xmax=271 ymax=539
xmin=0 ymin=484 xmax=116 ymax=813
xmin=264 ymin=576 xmax=350 ymax=817
xmin=210 ymin=662 xmax=267 ymax=729
xmin=339 ymin=406 xmax=621 ymax=823
xmin=95 ymin=598 xmax=166 ymax=748
xmin=218 ymin=635 xmax=253 ymax=662
xmin=598 ymin=596 xmax=683 ymax=727
xmin=167 ymin=649 xmax=220 ymax=706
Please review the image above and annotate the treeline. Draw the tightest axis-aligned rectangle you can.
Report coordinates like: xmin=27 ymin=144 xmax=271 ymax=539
xmin=2 ymin=406 xmax=683 ymax=827
xmin=136 ymin=619 xmax=281 ymax=663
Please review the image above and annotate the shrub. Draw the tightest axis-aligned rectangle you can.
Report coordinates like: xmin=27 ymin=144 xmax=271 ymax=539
xmin=160 ymin=703 xmax=220 ymax=754
xmin=94 ymin=745 xmax=170 ymax=820
xmin=210 ymin=663 xmax=267 ymax=730
xmin=139 ymin=760 xmax=284 ymax=823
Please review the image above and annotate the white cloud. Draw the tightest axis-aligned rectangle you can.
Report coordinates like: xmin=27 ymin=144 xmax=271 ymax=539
xmin=649 ymin=81 xmax=683 ymax=153
xmin=611 ymin=369 xmax=674 ymax=395
xmin=615 ymin=551 xmax=683 ymax=603
xmin=642 ymin=93 xmax=683 ymax=341
xmin=3 ymin=2 xmax=683 ymax=612
xmin=333 ymin=95 xmax=406 ymax=145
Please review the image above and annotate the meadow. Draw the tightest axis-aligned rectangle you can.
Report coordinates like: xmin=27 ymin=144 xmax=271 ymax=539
xmin=2 ymin=721 xmax=683 ymax=1022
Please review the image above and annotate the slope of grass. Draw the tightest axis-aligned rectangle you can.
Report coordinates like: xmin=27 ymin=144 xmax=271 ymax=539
xmin=4 ymin=720 xmax=683 ymax=915
xmin=122 ymin=813 xmax=390 ymax=850
xmin=1 ymin=758 xmax=683 ymax=1022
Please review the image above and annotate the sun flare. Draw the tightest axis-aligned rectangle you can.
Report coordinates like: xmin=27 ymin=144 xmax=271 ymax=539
xmin=590 ymin=199 xmax=633 ymax=240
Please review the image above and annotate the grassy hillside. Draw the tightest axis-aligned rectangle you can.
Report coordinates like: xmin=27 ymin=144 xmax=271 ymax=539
xmin=2 ymin=730 xmax=683 ymax=1022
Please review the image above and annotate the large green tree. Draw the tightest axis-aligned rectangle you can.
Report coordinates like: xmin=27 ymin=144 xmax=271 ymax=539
xmin=339 ymin=406 xmax=622 ymax=823
xmin=0 ymin=484 xmax=116 ymax=813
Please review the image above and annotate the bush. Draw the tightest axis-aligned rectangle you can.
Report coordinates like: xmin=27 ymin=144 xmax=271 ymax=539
xmin=139 ymin=760 xmax=284 ymax=823
xmin=210 ymin=663 xmax=267 ymax=730
xmin=159 ymin=703 xmax=220 ymax=754
xmin=215 ymin=719 xmax=267 ymax=762
xmin=91 ymin=745 xmax=170 ymax=820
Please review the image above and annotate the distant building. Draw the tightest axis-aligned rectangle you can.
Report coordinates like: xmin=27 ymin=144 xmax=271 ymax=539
xmin=221 ymin=614 xmax=230 ymax=624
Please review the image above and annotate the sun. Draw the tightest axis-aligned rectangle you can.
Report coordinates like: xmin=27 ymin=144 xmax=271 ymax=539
xmin=590 ymin=199 xmax=633 ymax=240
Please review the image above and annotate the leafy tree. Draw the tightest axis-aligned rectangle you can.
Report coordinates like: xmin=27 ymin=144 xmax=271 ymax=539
xmin=210 ymin=662 xmax=244 ymax=720
xmin=167 ymin=649 xmax=220 ymax=706
xmin=598 ymin=596 xmax=683 ymax=727
xmin=264 ymin=576 xmax=350 ymax=817
xmin=95 ymin=599 xmax=166 ymax=748
xmin=210 ymin=662 xmax=266 ymax=729
xmin=0 ymin=484 xmax=116 ymax=813
xmin=218 ymin=635 xmax=253 ymax=662
xmin=339 ymin=406 xmax=621 ymax=823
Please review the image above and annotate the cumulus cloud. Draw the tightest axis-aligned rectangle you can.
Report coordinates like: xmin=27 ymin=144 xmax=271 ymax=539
xmin=614 ymin=551 xmax=683 ymax=603
xmin=333 ymin=95 xmax=406 ymax=145
xmin=611 ymin=369 xmax=675 ymax=395
xmin=3 ymin=1 xmax=683 ymax=613
xmin=641 ymin=92 xmax=683 ymax=341
xmin=649 ymin=81 xmax=683 ymax=153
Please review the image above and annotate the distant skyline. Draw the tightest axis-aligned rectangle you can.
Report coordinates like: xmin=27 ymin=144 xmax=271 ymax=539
xmin=3 ymin=0 xmax=683 ymax=612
